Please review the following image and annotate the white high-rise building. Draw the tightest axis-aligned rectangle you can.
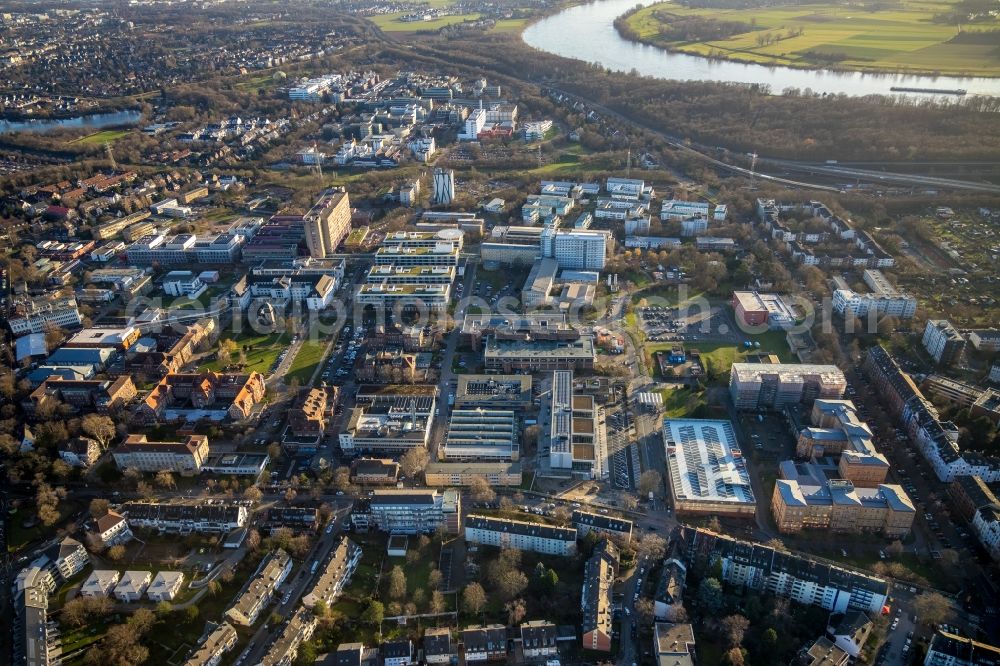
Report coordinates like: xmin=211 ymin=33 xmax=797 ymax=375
xmin=459 ymin=108 xmax=486 ymax=141
xmin=541 ymin=227 xmax=609 ymax=271
xmin=432 ymin=168 xmax=455 ymax=206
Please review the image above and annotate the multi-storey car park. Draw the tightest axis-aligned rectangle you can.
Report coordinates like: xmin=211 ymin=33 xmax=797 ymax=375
xmin=662 ymin=418 xmax=757 ymax=517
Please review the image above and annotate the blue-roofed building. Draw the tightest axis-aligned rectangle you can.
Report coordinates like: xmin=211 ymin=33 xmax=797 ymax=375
xmin=27 ymin=365 xmax=94 ymax=388
xmin=45 ymin=347 xmax=116 ymax=371
xmin=15 ymin=334 xmax=47 ymax=363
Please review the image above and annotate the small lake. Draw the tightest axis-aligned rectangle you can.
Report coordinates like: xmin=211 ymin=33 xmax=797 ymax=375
xmin=0 ymin=109 xmax=142 ymax=135
xmin=523 ymin=0 xmax=1000 ymax=98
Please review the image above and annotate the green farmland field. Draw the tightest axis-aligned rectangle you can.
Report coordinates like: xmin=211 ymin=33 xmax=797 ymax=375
xmin=68 ymin=129 xmax=131 ymax=145
xmin=621 ymin=0 xmax=1000 ymax=76
xmin=369 ymin=12 xmax=481 ymax=32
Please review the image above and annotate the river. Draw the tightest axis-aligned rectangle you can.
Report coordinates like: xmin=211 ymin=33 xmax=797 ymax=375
xmin=523 ymin=0 xmax=1000 ymax=98
xmin=0 ymin=109 xmax=142 ymax=135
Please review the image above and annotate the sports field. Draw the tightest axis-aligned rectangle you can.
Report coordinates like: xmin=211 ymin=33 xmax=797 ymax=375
xmin=622 ymin=0 xmax=1000 ymax=76
xmin=369 ymin=11 xmax=481 ymax=32
xmin=68 ymin=128 xmax=131 ymax=145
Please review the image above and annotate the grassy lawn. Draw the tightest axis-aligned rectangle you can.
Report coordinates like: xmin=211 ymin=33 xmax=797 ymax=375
xmin=286 ymin=337 xmax=329 ymax=385
xmin=200 ymin=330 xmax=289 ymax=374
xmin=68 ymin=128 xmax=131 ymax=145
xmin=490 ymin=18 xmax=529 ymax=32
xmin=622 ymin=0 xmax=1000 ymax=76
xmin=167 ymin=285 xmax=225 ymax=310
xmin=370 ymin=12 xmax=481 ymax=31
xmin=657 ymin=387 xmax=707 ymax=418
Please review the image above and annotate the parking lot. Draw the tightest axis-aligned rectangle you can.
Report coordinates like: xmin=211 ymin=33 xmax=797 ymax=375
xmin=638 ymin=305 xmax=740 ymax=344
xmin=605 ymin=403 xmax=637 ymax=490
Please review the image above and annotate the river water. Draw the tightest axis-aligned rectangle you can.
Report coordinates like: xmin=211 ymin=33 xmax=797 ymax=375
xmin=523 ymin=0 xmax=1000 ymax=98
xmin=0 ymin=109 xmax=142 ymax=134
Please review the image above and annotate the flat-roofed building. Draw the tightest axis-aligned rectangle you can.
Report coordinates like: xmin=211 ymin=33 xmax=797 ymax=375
xmin=424 ymin=461 xmax=522 ymax=487
xmin=350 ymin=458 xmax=400 ymax=485
xmin=301 ymin=536 xmax=362 ymax=609
xmin=65 ymin=325 xmax=141 ymax=351
xmin=654 ymin=623 xmax=696 ymax=666
xmin=464 ymin=515 xmax=576 ymax=556
xmin=922 ymin=319 xmax=966 ymax=367
xmin=304 ymin=190 xmax=352 ymax=258
xmin=339 ymin=386 xmax=437 ymax=453
xmin=484 ymin=336 xmax=595 ymax=373
xmin=442 ymin=409 xmax=519 ymax=461
xmin=262 ymin=507 xmax=319 ymax=535
xmin=549 ymin=370 xmax=603 ymax=478
xmin=224 ymin=549 xmax=292 ymax=626
xmin=200 ymin=452 xmax=269 ymax=477
xmin=352 ymin=489 xmax=461 ymax=535
xmin=732 ymin=291 xmax=797 ymax=329
xmin=924 ymin=630 xmax=1000 ymax=666
xmin=113 ymin=433 xmax=210 ymax=475
xmin=572 ymin=510 xmax=633 ymax=543
xmin=455 ymin=375 xmax=532 ymax=409
xmin=730 ymin=363 xmax=846 ymax=410
xmin=183 ymin=621 xmax=238 ymax=666
xmin=832 ymin=269 xmax=916 ymax=319
xmin=967 ymin=329 xmax=1000 ymax=353
xmin=663 ymin=418 xmax=756 ymax=517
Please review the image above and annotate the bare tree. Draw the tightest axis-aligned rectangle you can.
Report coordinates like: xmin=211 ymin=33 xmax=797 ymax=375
xmin=505 ymin=598 xmax=527 ymax=625
xmin=721 ymin=614 xmax=750 ymax=648
xmin=638 ymin=470 xmax=662 ymax=496
xmin=388 ymin=565 xmax=408 ymax=600
xmin=463 ymin=582 xmax=487 ymax=614
xmin=468 ymin=475 xmax=496 ymax=503
xmin=400 ymin=446 xmax=430 ymax=478
xmin=912 ymin=592 xmax=954 ymax=627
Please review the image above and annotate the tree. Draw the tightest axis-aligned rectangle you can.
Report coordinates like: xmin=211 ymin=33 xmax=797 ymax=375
xmin=763 ymin=628 xmax=778 ymax=645
xmin=707 ymin=516 xmax=722 ymax=533
xmin=635 ymin=597 xmax=655 ymax=625
xmin=184 ymin=605 xmax=199 ymax=624
xmin=913 ymin=592 xmax=954 ymax=627
xmin=284 ymin=487 xmax=297 ymax=504
xmin=552 ymin=505 xmax=571 ymax=524
xmin=886 ymin=540 xmax=904 ymax=558
xmin=496 ymin=568 xmax=528 ymax=601
xmin=428 ymin=568 xmax=444 ymax=591
xmin=468 ymin=475 xmax=496 ymax=503
xmin=154 ymin=470 xmax=175 ymax=489
xmin=107 ymin=544 xmax=126 ymax=561
xmin=267 ymin=442 xmax=282 ymax=462
xmin=636 ymin=532 xmax=667 ymax=561
xmin=400 ymin=446 xmax=430 ymax=478
xmin=243 ymin=485 xmax=263 ymax=503
xmin=388 ymin=565 xmax=407 ymax=600
xmin=89 ymin=498 xmax=110 ymax=518
xmin=80 ymin=414 xmax=115 ymax=447
xmin=332 ymin=466 xmax=353 ymax=493
xmin=463 ymin=582 xmax=487 ymax=615
xmin=137 ymin=481 xmax=155 ymax=500
xmin=430 ymin=590 xmax=446 ymax=614
xmin=638 ymin=470 xmax=662 ymax=496
xmin=35 ymin=482 xmax=62 ymax=527
xmin=505 ymin=598 xmax=527 ymax=625
xmin=362 ymin=600 xmax=384 ymax=625
xmin=246 ymin=528 xmax=261 ymax=552
xmin=721 ymin=614 xmax=750 ymax=648
xmin=723 ymin=647 xmax=745 ymax=666
xmin=217 ymin=338 xmax=239 ymax=365
xmin=313 ymin=600 xmax=329 ymax=618
xmin=697 ymin=577 xmax=725 ymax=614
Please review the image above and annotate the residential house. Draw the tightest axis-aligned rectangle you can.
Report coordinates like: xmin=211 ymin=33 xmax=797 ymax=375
xmin=382 ymin=640 xmax=414 ymax=666
xmin=462 ymin=625 xmax=508 ymax=662
xmin=114 ymin=570 xmax=152 ymax=602
xmin=94 ymin=510 xmax=133 ymax=546
xmin=423 ymin=628 xmax=453 ymax=665
xmin=59 ymin=436 xmax=102 ymax=468
xmin=80 ymin=570 xmax=120 ymax=597
xmin=519 ymin=621 xmax=557 ymax=661
xmin=147 ymin=571 xmax=185 ymax=601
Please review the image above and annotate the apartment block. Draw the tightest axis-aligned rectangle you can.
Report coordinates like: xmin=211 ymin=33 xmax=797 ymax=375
xmin=352 ymin=489 xmax=461 ymax=535
xmin=112 ymin=433 xmax=210 ymax=475
xmin=772 ymin=476 xmax=914 ymax=538
xmin=121 ymin=501 xmax=248 ymax=534
xmin=301 ymin=537 xmax=362 ymax=609
xmin=678 ymin=526 xmax=890 ymax=615
xmin=259 ymin=607 xmax=317 ymax=666
xmin=922 ymin=320 xmax=966 ymax=366
xmin=224 ymin=549 xmax=293 ymax=626
xmin=572 ymin=510 xmax=634 ymax=544
xmin=730 ymin=362 xmax=846 ymax=410
xmin=581 ymin=540 xmax=618 ymax=652
xmin=183 ymin=622 xmax=238 ymax=666
xmin=424 ymin=461 xmax=522 ymax=487
xmin=833 ymin=270 xmax=916 ymax=319
xmin=304 ymin=189 xmax=352 ymax=258
xmin=464 ymin=515 xmax=577 ymax=556
xmin=924 ymin=630 xmax=1000 ymax=666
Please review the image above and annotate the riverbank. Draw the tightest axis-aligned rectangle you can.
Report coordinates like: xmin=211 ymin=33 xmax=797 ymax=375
xmin=613 ymin=0 xmax=1000 ymax=79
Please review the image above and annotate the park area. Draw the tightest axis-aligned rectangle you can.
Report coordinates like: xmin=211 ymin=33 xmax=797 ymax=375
xmin=620 ymin=0 xmax=1000 ymax=76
